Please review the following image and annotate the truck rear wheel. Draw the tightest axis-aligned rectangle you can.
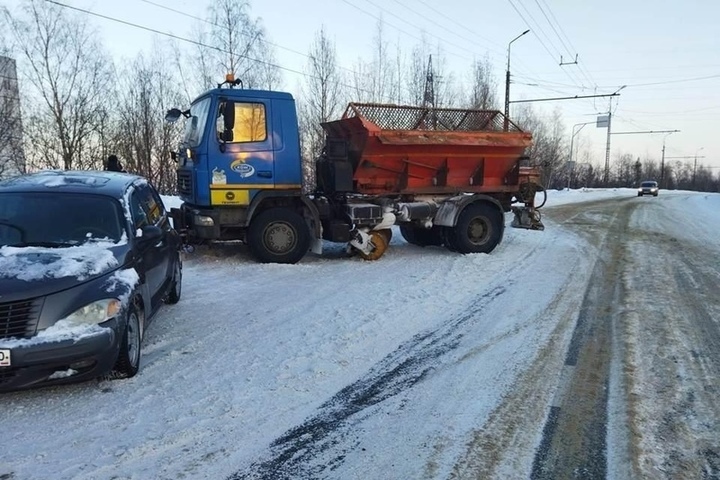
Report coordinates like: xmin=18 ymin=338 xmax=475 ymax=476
xmin=399 ymin=225 xmax=443 ymax=247
xmin=451 ymin=203 xmax=503 ymax=254
xmin=248 ymin=208 xmax=310 ymax=264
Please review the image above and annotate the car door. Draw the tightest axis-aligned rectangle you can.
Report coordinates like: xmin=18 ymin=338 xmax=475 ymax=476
xmin=130 ymin=186 xmax=171 ymax=310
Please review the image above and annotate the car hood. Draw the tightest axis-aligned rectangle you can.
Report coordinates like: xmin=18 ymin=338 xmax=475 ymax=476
xmin=0 ymin=242 xmax=131 ymax=303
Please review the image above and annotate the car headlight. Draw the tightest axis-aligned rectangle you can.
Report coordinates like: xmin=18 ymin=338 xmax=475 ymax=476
xmin=638 ymin=188 xmax=642 ymax=192
xmin=63 ymin=299 xmax=122 ymax=326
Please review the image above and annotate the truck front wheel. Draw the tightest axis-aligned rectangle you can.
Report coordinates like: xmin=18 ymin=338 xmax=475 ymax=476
xmin=451 ymin=203 xmax=503 ymax=254
xmin=248 ymin=208 xmax=310 ymax=264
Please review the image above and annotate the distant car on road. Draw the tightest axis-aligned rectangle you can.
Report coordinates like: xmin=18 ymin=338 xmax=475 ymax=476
xmin=0 ymin=171 xmax=182 ymax=392
xmin=638 ymin=180 xmax=659 ymax=197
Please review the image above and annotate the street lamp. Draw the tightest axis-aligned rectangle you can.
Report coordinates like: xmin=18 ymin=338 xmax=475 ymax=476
xmin=504 ymin=29 xmax=530 ymax=131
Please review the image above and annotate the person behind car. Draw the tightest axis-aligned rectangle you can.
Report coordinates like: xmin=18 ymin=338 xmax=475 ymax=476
xmin=105 ymin=154 xmax=126 ymax=173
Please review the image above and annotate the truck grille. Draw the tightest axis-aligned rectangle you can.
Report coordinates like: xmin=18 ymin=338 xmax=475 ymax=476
xmin=0 ymin=299 xmax=42 ymax=340
xmin=177 ymin=169 xmax=193 ymax=197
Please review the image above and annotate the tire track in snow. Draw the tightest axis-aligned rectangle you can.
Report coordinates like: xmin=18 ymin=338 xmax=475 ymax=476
xmin=227 ymin=285 xmax=509 ymax=480
xmin=530 ymin=198 xmax=637 ymax=479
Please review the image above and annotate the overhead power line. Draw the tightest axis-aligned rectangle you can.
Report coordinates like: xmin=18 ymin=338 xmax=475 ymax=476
xmin=43 ymin=0 xmax=374 ymax=94
xmin=607 ymin=73 xmax=720 ymax=88
xmin=341 ymin=0 xmax=492 ymax=66
xmin=534 ymin=0 xmax=598 ymax=88
xmin=389 ymin=0 xmax=506 ymax=63
xmin=139 ymin=0 xmax=360 ymax=78
xmin=505 ymin=0 xmax=597 ymax=113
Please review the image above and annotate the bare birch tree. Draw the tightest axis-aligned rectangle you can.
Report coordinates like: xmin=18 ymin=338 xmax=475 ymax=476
xmin=2 ymin=0 xmax=112 ymax=171
xmin=298 ymin=27 xmax=344 ymax=190
xmin=193 ymin=0 xmax=280 ymax=91
xmin=467 ymin=55 xmax=498 ymax=110
xmin=115 ymin=46 xmax=184 ymax=193
xmin=515 ymin=105 xmax=566 ymax=188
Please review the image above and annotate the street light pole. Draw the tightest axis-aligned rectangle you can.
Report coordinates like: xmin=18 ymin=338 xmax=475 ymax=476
xmin=504 ymin=29 xmax=530 ymax=131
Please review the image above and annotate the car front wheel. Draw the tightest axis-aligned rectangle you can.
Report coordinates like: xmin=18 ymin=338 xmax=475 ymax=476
xmin=110 ymin=305 xmax=142 ymax=379
xmin=165 ymin=256 xmax=182 ymax=304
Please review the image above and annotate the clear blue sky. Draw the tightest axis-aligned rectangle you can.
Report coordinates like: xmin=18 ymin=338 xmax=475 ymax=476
xmin=16 ymin=0 xmax=720 ymax=170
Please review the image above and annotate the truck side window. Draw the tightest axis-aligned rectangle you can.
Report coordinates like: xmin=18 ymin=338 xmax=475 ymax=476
xmin=218 ymin=102 xmax=267 ymax=143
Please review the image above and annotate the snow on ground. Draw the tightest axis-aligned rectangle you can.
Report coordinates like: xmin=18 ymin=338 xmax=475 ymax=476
xmin=1 ymin=188 xmax=717 ymax=480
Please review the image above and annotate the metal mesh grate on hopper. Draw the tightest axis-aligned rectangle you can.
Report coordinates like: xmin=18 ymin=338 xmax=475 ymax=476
xmin=342 ymin=103 xmax=523 ymax=133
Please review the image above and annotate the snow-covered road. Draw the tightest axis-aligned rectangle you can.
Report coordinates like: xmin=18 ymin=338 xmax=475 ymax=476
xmin=2 ymin=188 xmax=719 ymax=480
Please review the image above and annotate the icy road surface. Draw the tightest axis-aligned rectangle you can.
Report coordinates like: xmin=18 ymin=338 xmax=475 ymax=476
xmin=1 ymin=189 xmax=719 ymax=479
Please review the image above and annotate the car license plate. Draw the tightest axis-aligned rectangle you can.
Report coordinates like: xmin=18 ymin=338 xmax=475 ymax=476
xmin=0 ymin=349 xmax=10 ymax=367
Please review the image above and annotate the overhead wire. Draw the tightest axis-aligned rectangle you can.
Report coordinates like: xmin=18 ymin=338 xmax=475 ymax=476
xmin=407 ymin=0 xmax=537 ymax=76
xmin=344 ymin=0 xmax=492 ymax=64
xmin=389 ymin=0 xmax=506 ymax=62
xmin=139 ymin=0 xmax=362 ymax=78
xmin=43 ymin=0 xmax=375 ymax=95
xmin=535 ymin=0 xmax=598 ymax=88
xmin=506 ymin=0 xmax=594 ymax=106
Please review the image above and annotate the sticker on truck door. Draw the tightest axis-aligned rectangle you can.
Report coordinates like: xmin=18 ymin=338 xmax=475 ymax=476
xmin=230 ymin=159 xmax=255 ymax=178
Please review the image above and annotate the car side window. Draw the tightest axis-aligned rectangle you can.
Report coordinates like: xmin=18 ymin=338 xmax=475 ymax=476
xmin=130 ymin=190 xmax=149 ymax=229
xmin=141 ymin=187 xmax=162 ymax=225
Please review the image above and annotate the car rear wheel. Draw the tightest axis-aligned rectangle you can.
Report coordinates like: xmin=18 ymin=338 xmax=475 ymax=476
xmin=110 ymin=305 xmax=142 ymax=379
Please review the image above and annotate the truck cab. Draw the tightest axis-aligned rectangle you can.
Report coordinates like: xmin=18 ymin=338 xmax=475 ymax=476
xmin=169 ymin=81 xmax=312 ymax=251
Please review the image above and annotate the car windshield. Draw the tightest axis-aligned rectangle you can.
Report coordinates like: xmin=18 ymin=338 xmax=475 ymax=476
xmin=641 ymin=182 xmax=657 ymax=187
xmin=0 ymin=193 xmax=124 ymax=247
xmin=183 ymin=96 xmax=212 ymax=147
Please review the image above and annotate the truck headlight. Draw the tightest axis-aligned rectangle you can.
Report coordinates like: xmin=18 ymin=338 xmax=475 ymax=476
xmin=63 ymin=299 xmax=122 ymax=326
xmin=194 ymin=215 xmax=215 ymax=227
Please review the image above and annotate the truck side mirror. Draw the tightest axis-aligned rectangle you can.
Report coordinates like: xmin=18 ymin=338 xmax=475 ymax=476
xmin=217 ymin=101 xmax=235 ymax=144
xmin=165 ymin=108 xmax=183 ymax=123
xmin=223 ymin=101 xmax=235 ymax=131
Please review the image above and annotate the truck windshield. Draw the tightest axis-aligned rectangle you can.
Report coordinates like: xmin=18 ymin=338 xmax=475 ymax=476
xmin=183 ymin=97 xmax=212 ymax=147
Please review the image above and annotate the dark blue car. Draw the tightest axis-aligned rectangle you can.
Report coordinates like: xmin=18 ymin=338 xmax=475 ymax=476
xmin=0 ymin=171 xmax=182 ymax=392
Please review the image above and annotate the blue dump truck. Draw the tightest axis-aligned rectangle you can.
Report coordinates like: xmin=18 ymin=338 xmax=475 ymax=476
xmin=166 ymin=75 xmax=544 ymax=264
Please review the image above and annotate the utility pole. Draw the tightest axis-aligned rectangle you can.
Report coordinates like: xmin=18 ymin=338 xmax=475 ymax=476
xmin=603 ymin=85 xmax=626 ymax=185
xmin=504 ymin=29 xmax=530 ymax=131
xmin=604 ymin=109 xmax=612 ymax=185
xmin=422 ymin=55 xmax=437 ymax=129
xmin=659 ymin=131 xmax=678 ymax=189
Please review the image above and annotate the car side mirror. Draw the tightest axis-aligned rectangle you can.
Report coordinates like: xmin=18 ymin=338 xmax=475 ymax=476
xmin=137 ymin=225 xmax=163 ymax=244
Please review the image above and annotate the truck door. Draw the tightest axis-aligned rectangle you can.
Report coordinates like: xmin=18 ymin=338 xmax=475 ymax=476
xmin=208 ymin=99 xmax=274 ymax=207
